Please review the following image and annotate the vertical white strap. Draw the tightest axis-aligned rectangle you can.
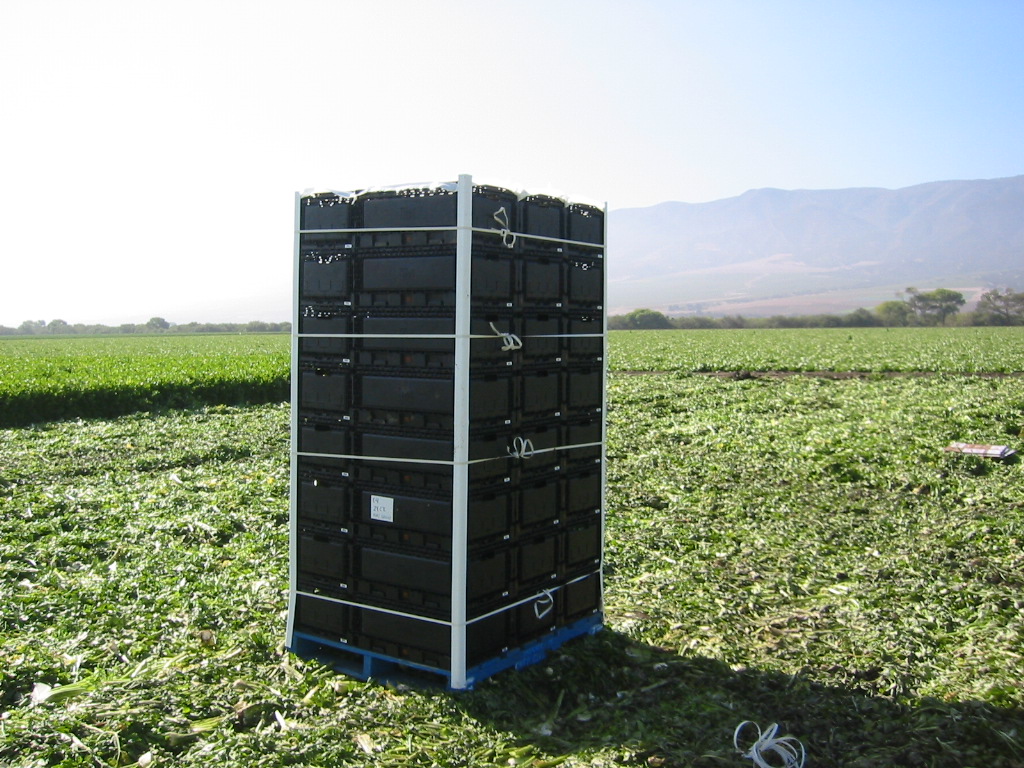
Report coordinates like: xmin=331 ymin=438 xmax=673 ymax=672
xmin=449 ymin=174 xmax=474 ymax=690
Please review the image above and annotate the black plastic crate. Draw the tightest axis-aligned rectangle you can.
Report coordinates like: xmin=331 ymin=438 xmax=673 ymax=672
xmin=514 ymin=590 xmax=559 ymax=642
xmin=350 ymin=454 xmax=509 ymax=489
xmin=472 ymin=185 xmax=520 ymax=232
xmin=300 ymin=337 xmax=351 ymax=361
xmin=354 ymin=229 xmax=458 ymax=248
xmin=353 ymin=313 xmax=515 ymax=347
xmin=565 ymin=468 xmax=602 ymax=518
xmin=566 ymin=255 xmax=603 ymax=307
xmin=294 ymin=594 xmax=351 ymax=640
xmin=359 ymin=185 xmax=513 ymax=231
xmin=520 ymin=370 xmax=561 ymax=416
xmin=359 ymin=547 xmax=450 ymax=594
xmin=358 ymin=373 xmax=454 ymax=414
xmin=362 ymin=609 xmax=511 ymax=671
xmin=473 ymin=253 xmax=516 ymax=301
xmin=520 ymin=423 xmax=563 ymax=454
xmin=345 ymin=575 xmax=451 ymax=618
xmin=297 ymin=527 xmax=350 ymax=580
xmin=353 ymin=346 xmax=452 ymax=370
xmin=468 ymin=491 xmax=516 ymax=541
xmin=519 ymin=477 xmax=561 ymax=529
xmin=359 ymin=315 xmax=454 ymax=346
xmin=353 ymin=545 xmax=512 ymax=613
xmin=372 ymin=608 xmax=506 ymax=670
xmin=564 ymin=517 xmax=602 ymax=568
xmin=350 ymin=487 xmax=510 ymax=549
xmin=562 ymin=572 xmax=601 ymax=622
xmin=353 ymin=457 xmax=454 ymax=492
xmin=360 ymin=253 xmax=455 ymax=293
xmin=566 ymin=415 xmax=603 ymax=446
xmin=360 ymin=607 xmax=453 ymax=667
xmin=355 ymin=290 xmax=456 ymax=311
xmin=299 ymin=419 xmax=351 ymax=456
xmin=301 ymin=256 xmax=351 ymax=298
xmin=358 ymin=488 xmax=449 ymax=534
xmin=516 ymin=532 xmax=561 ymax=586
xmin=362 ymin=187 xmax=458 ymax=229
xmin=360 ymin=185 xmax=520 ymax=230
xmin=520 ymin=195 xmax=565 ymax=239
xmin=358 ymin=430 xmax=452 ymax=462
xmin=300 ymin=369 xmax=349 ymax=413
xmin=564 ymin=335 xmax=603 ymax=363
xmin=565 ymin=203 xmax=604 ymax=244
xmin=520 ymin=257 xmax=563 ymax=305
xmin=561 ymin=444 xmax=603 ymax=468
xmin=358 ymin=425 xmax=552 ymax=465
xmin=355 ymin=249 xmax=515 ymax=300
xmin=357 ymin=373 xmax=511 ymax=422
xmin=297 ymin=471 xmax=351 ymax=528
xmin=566 ymin=313 xmax=603 ymax=337
xmin=352 ymin=521 xmax=448 ymax=554
xmin=507 ymin=425 xmax=562 ymax=476
xmin=468 ymin=456 xmax=518 ymax=482
xmin=519 ymin=314 xmax=563 ymax=362
xmin=352 ymin=408 xmax=452 ymax=436
xmin=565 ymin=368 xmax=604 ymax=412
xmin=465 ymin=611 xmax=514 ymax=665
xmin=299 ymin=232 xmax=356 ymax=251
xmin=299 ymin=306 xmax=352 ymax=335
xmin=301 ymin=193 xmax=358 ymax=231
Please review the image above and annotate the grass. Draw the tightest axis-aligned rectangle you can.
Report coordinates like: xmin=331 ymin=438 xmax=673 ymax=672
xmin=1 ymin=330 xmax=1023 ymax=766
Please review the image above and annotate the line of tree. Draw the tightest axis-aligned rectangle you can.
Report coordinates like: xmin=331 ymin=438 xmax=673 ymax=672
xmin=0 ymin=317 xmax=292 ymax=336
xmin=610 ymin=287 xmax=1024 ymax=330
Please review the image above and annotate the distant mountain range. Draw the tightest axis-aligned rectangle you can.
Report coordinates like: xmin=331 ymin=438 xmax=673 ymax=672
xmin=607 ymin=175 xmax=1024 ymax=317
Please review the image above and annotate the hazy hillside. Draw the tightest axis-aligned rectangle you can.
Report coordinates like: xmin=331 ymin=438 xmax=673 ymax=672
xmin=608 ymin=175 xmax=1024 ymax=316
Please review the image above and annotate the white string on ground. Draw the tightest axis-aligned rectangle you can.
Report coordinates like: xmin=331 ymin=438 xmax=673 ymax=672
xmin=733 ymin=721 xmax=806 ymax=768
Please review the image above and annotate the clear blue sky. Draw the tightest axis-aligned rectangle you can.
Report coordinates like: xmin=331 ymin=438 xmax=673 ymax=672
xmin=2 ymin=0 xmax=1022 ymax=326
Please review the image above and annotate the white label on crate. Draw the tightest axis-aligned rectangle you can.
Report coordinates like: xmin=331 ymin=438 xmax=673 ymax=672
xmin=370 ymin=495 xmax=395 ymax=523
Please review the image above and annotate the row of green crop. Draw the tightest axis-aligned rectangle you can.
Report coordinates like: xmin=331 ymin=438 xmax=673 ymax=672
xmin=3 ymin=328 xmax=1023 ymax=427
xmin=0 ymin=335 xmax=290 ymax=427
xmin=608 ymin=326 xmax=1024 ymax=372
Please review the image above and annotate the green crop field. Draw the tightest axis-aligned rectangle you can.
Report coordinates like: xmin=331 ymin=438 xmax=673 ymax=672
xmin=1 ymin=329 xmax=1022 ymax=767
xmin=608 ymin=326 xmax=1024 ymax=373
xmin=0 ymin=335 xmax=290 ymax=428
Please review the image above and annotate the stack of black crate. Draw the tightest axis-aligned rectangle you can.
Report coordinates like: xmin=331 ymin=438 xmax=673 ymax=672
xmin=286 ymin=175 xmax=605 ymax=689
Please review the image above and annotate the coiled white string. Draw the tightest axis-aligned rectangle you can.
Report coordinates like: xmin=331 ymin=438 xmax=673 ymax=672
xmin=492 ymin=206 xmax=517 ymax=248
xmin=507 ymin=436 xmax=535 ymax=459
xmin=533 ymin=590 xmax=554 ymax=619
xmin=733 ymin=722 xmax=805 ymax=768
xmin=489 ymin=321 xmax=523 ymax=351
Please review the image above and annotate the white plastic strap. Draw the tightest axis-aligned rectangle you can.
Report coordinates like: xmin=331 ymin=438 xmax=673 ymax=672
xmin=488 ymin=321 xmax=523 ymax=351
xmin=733 ymin=722 xmax=806 ymax=768
xmin=533 ymin=590 xmax=555 ymax=619
xmin=507 ymin=436 xmax=535 ymax=459
xmin=492 ymin=206 xmax=516 ymax=248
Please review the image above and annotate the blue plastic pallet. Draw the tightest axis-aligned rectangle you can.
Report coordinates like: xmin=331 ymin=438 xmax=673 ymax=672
xmin=289 ymin=613 xmax=603 ymax=691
